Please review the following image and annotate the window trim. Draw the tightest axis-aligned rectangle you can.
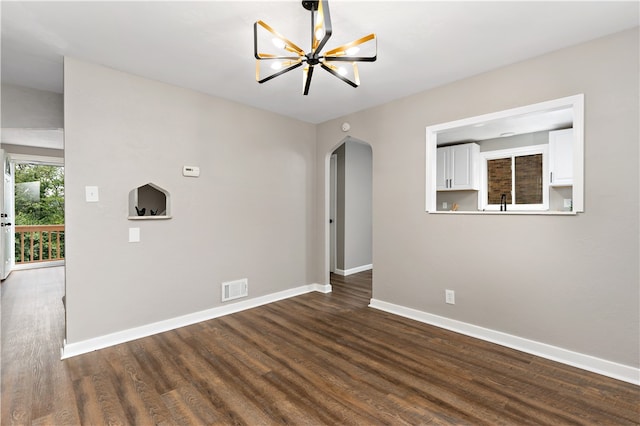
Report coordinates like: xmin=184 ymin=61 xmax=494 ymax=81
xmin=478 ymin=145 xmax=549 ymax=211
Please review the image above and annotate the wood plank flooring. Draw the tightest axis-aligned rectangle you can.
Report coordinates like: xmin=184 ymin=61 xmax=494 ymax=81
xmin=2 ymin=267 xmax=639 ymax=425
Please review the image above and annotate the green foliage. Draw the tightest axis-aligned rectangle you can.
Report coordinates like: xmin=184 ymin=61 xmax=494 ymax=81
xmin=14 ymin=164 xmax=64 ymax=225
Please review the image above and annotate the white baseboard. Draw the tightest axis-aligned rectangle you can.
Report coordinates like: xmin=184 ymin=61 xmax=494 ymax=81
xmin=334 ymin=264 xmax=373 ymax=276
xmin=61 ymin=283 xmax=332 ymax=359
xmin=12 ymin=260 xmax=65 ymax=271
xmin=369 ymin=299 xmax=639 ymax=386
xmin=314 ymin=283 xmax=332 ymax=293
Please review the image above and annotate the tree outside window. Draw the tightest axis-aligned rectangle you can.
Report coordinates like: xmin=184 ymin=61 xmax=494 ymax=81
xmin=15 ymin=164 xmax=64 ymax=225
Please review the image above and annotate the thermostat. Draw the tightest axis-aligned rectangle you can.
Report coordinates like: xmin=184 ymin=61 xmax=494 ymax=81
xmin=182 ymin=166 xmax=200 ymax=177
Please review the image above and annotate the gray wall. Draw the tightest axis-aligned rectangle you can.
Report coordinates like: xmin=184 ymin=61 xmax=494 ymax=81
xmin=343 ymin=141 xmax=372 ymax=270
xmin=334 ymin=140 xmax=373 ymax=271
xmin=0 ymin=84 xmax=64 ymax=158
xmin=315 ymin=28 xmax=639 ymax=367
xmin=64 ymin=57 xmax=317 ymax=343
xmin=1 ymin=84 xmax=64 ymax=158
xmin=1 ymin=83 xmax=63 ymax=129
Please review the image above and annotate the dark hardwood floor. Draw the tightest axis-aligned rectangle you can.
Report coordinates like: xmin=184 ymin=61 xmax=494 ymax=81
xmin=2 ymin=267 xmax=639 ymax=425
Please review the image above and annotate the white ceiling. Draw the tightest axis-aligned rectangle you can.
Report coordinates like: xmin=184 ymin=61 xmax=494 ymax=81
xmin=1 ymin=1 xmax=638 ymax=126
xmin=436 ymin=106 xmax=574 ymax=145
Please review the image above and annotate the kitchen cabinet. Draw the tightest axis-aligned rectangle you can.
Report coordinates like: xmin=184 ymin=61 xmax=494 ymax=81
xmin=549 ymin=129 xmax=573 ymax=186
xmin=436 ymin=143 xmax=479 ymax=190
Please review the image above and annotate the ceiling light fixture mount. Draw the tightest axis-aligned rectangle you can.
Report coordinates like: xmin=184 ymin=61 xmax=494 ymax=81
xmin=254 ymin=0 xmax=377 ymax=95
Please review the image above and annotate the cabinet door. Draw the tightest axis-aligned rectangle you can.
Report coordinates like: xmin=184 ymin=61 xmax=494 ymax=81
xmin=549 ymin=129 xmax=573 ymax=186
xmin=436 ymin=147 xmax=448 ymax=190
xmin=450 ymin=143 xmax=479 ymax=190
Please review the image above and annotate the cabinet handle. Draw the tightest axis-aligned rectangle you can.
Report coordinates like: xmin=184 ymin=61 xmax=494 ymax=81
xmin=550 ymin=172 xmax=553 ymax=183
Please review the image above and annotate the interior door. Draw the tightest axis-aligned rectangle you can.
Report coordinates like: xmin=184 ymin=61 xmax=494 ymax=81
xmin=0 ymin=150 xmax=15 ymax=280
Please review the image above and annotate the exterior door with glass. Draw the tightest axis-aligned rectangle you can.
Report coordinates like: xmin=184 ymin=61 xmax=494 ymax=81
xmin=0 ymin=150 xmax=14 ymax=280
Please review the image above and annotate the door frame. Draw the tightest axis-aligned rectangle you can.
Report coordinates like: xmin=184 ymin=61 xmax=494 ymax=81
xmin=9 ymin=153 xmax=65 ymax=272
xmin=324 ymin=136 xmax=373 ymax=285
xmin=329 ymin=154 xmax=337 ymax=273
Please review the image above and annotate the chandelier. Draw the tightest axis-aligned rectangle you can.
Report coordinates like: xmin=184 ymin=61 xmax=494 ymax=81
xmin=254 ymin=0 xmax=377 ymax=95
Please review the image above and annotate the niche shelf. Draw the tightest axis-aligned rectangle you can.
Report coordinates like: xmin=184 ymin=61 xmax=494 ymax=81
xmin=128 ymin=183 xmax=171 ymax=220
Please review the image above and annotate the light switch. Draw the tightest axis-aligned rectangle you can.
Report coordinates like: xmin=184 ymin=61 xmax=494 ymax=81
xmin=129 ymin=227 xmax=140 ymax=243
xmin=85 ymin=186 xmax=99 ymax=202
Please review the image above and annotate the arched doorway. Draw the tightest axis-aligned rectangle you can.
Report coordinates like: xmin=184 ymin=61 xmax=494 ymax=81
xmin=327 ymin=137 xmax=372 ymax=279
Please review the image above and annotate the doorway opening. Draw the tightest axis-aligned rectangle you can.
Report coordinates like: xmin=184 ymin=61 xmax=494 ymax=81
xmin=327 ymin=137 xmax=373 ymax=289
xmin=10 ymin=156 xmax=65 ymax=272
xmin=0 ymin=151 xmax=66 ymax=355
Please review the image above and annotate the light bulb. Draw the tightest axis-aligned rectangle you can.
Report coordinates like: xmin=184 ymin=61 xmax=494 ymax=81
xmin=315 ymin=28 xmax=325 ymax=40
xmin=272 ymin=38 xmax=286 ymax=49
xmin=337 ymin=67 xmax=347 ymax=76
xmin=271 ymin=62 xmax=282 ymax=70
xmin=346 ymin=46 xmax=360 ymax=55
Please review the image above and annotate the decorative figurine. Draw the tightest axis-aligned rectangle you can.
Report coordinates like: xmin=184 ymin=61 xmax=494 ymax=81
xmin=135 ymin=206 xmax=146 ymax=216
xmin=150 ymin=209 xmax=158 ymax=216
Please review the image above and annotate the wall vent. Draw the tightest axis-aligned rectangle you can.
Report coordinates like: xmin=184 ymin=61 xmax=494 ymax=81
xmin=221 ymin=278 xmax=248 ymax=302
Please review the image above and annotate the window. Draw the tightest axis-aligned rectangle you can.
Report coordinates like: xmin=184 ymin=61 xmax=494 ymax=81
xmin=479 ymin=145 xmax=549 ymax=211
xmin=425 ymin=94 xmax=584 ymax=214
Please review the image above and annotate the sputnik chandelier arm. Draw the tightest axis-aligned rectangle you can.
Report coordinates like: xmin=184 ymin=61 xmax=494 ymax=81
xmin=254 ymin=0 xmax=377 ymax=95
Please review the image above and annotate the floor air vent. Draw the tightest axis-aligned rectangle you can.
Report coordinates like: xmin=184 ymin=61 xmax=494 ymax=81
xmin=221 ymin=278 xmax=248 ymax=302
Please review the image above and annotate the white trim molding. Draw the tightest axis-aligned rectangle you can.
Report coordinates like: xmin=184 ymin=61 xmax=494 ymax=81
xmin=61 ymin=283 xmax=332 ymax=359
xmin=369 ymin=299 xmax=639 ymax=386
xmin=334 ymin=264 xmax=373 ymax=276
xmin=12 ymin=260 xmax=64 ymax=271
xmin=313 ymin=283 xmax=332 ymax=293
xmin=9 ymin=153 xmax=64 ymax=166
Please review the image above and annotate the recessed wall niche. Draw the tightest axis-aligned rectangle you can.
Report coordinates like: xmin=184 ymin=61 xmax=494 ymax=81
xmin=128 ymin=183 xmax=171 ymax=220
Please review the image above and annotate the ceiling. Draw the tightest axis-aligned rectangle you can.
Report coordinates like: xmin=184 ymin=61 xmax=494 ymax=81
xmin=436 ymin=106 xmax=574 ymax=145
xmin=1 ymin=1 xmax=638 ymax=127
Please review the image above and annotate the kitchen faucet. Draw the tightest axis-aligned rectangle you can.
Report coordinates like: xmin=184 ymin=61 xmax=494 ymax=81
xmin=500 ymin=193 xmax=507 ymax=211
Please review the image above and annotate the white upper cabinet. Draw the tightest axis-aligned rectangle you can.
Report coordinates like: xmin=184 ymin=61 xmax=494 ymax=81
xmin=436 ymin=147 xmax=448 ymax=190
xmin=549 ymin=129 xmax=573 ymax=186
xmin=436 ymin=143 xmax=479 ymax=191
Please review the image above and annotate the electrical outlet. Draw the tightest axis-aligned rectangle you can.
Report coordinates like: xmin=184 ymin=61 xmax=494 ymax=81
xmin=445 ymin=289 xmax=455 ymax=305
xmin=442 ymin=202 xmax=448 ymax=209
xmin=563 ymin=198 xmax=572 ymax=209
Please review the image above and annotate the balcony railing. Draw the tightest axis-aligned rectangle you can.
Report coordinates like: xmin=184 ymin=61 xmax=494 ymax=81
xmin=15 ymin=224 xmax=65 ymax=264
